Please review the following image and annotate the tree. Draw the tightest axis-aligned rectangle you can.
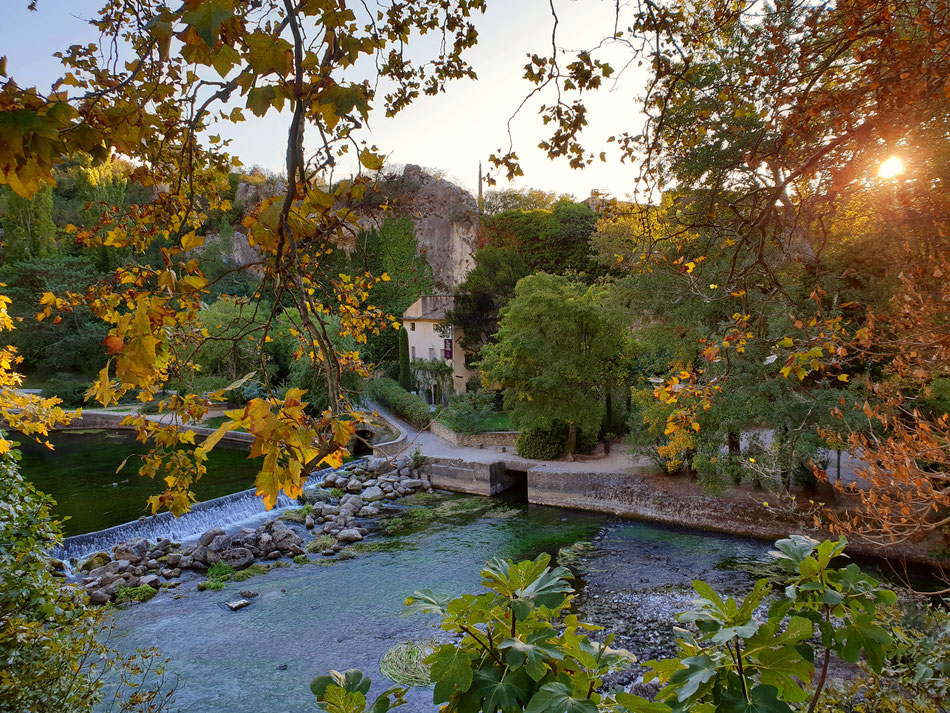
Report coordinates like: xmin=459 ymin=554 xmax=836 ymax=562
xmin=0 ymin=0 xmax=487 ymax=516
xmin=1 ymin=184 xmax=56 ymax=263
xmin=398 ymin=327 xmax=411 ymax=391
xmin=481 ymin=187 xmax=569 ymax=215
xmin=445 ymin=246 xmax=530 ymax=359
xmin=480 ymin=273 xmax=634 ymax=459
xmin=482 ymin=200 xmax=600 ymax=277
xmin=497 ymin=0 xmax=950 ymax=552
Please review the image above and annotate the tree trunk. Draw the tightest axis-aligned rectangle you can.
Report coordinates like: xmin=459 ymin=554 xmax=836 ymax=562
xmin=567 ymin=422 xmax=577 ymax=462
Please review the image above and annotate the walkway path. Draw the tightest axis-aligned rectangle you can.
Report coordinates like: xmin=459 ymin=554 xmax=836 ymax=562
xmin=366 ymin=401 xmax=655 ymax=474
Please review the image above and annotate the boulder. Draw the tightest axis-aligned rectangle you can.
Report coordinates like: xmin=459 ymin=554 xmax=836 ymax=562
xmin=362 ymin=485 xmax=384 ymax=502
xmin=219 ymin=547 xmax=254 ymax=570
xmin=191 ymin=545 xmax=220 ymax=566
xmin=113 ymin=538 xmax=150 ymax=562
xmin=80 ymin=551 xmax=111 ymax=572
xmin=336 ymin=528 xmax=363 ymax=542
xmin=208 ymin=534 xmax=233 ymax=552
xmin=88 ymin=589 xmax=111 ymax=604
xmin=258 ymin=533 xmax=275 ymax=553
xmin=197 ymin=527 xmax=226 ymax=547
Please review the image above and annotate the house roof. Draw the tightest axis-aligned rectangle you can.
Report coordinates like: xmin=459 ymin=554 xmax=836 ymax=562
xmin=403 ymin=295 xmax=453 ymax=321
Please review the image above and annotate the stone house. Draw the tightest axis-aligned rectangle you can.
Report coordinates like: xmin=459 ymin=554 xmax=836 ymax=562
xmin=402 ymin=295 xmax=477 ymax=398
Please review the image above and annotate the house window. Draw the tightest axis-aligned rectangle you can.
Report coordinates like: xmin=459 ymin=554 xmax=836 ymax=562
xmin=411 ymin=346 xmax=416 ymax=359
xmin=409 ymin=322 xmax=415 ymax=331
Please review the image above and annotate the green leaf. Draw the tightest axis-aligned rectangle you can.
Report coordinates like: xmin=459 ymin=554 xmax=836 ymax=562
xmin=459 ymin=667 xmax=531 ymax=713
xmin=182 ymin=0 xmax=233 ymax=48
xmin=499 ymin=629 xmax=564 ymax=681
xmin=837 ymin=616 xmax=892 ymax=672
xmin=428 ymin=645 xmax=474 ymax=703
xmin=403 ymin=588 xmax=451 ymax=616
xmin=525 ymin=682 xmax=599 ymax=713
xmin=245 ymin=31 xmax=293 ymax=77
xmin=613 ymin=691 xmax=672 ymax=713
xmin=719 ymin=684 xmax=794 ymax=713
xmin=246 ymin=86 xmax=277 ymax=117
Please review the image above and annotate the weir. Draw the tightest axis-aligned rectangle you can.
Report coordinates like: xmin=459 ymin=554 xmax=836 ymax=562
xmin=56 ymin=462 xmax=360 ymax=564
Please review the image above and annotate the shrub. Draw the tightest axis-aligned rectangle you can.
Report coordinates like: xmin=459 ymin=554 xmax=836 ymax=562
xmin=516 ymin=422 xmax=598 ymax=459
xmin=516 ymin=425 xmax=566 ymax=459
xmin=41 ymin=375 xmax=89 ymax=407
xmin=439 ymin=390 xmax=498 ymax=434
xmin=116 ymin=585 xmax=157 ymax=604
xmin=365 ymin=377 xmax=432 ymax=428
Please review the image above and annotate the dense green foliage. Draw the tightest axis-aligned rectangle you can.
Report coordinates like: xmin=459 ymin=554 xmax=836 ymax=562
xmin=405 ymin=553 xmax=637 ymax=713
xmin=642 ymin=536 xmax=897 ymax=712
xmin=482 ymin=201 xmax=600 ymax=278
xmin=365 ymin=377 xmax=433 ymax=428
xmin=311 ymin=539 xmax=946 ymax=713
xmin=398 ymin=328 xmax=411 ymax=391
xmin=0 ymin=450 xmax=172 ymax=712
xmin=446 ymin=247 xmax=531 ymax=358
xmin=515 ymin=425 xmax=597 ymax=460
xmin=481 ymin=273 xmax=634 ymax=458
xmin=0 ymin=256 xmax=107 ymax=378
xmin=1 ymin=185 xmax=56 ymax=263
xmin=439 ymin=390 xmax=512 ymax=434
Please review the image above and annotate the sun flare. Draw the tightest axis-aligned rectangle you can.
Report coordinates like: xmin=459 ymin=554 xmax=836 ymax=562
xmin=878 ymin=156 xmax=905 ymax=179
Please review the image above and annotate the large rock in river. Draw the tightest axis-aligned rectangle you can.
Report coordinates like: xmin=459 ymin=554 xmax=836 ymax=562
xmin=219 ymin=547 xmax=254 ymax=570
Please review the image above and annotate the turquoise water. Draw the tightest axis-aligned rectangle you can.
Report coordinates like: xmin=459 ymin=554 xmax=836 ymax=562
xmin=105 ymin=496 xmax=772 ymax=713
xmin=15 ymin=430 xmax=259 ymax=536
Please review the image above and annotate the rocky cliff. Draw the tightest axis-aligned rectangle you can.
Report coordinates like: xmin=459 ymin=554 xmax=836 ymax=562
xmin=353 ymin=165 xmax=478 ymax=290
xmin=205 ymin=165 xmax=479 ymax=290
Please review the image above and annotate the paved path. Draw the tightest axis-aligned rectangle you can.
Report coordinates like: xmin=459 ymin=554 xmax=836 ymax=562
xmin=366 ymin=401 xmax=655 ymax=474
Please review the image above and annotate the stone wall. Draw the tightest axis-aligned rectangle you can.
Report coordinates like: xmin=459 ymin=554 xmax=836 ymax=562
xmin=422 ymin=457 xmax=520 ymax=497
xmin=525 ymin=468 xmax=936 ymax=565
xmin=53 ymin=411 xmax=254 ymax=445
xmin=429 ymin=421 xmax=518 ymax=449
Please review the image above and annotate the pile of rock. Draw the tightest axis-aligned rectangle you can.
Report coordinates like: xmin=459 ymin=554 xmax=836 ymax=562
xmin=179 ymin=519 xmax=305 ymax=571
xmin=78 ymin=536 xmax=181 ymax=604
xmin=306 ymin=455 xmax=430 ymax=547
xmin=75 ymin=454 xmax=431 ymax=604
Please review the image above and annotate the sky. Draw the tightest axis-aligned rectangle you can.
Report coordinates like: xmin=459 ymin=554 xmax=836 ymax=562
xmin=0 ymin=0 xmax=649 ymax=200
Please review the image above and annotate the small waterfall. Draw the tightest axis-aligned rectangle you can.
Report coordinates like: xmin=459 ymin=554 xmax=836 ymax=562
xmin=56 ymin=462 xmax=361 ymax=564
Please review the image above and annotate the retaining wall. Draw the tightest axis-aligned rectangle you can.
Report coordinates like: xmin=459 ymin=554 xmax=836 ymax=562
xmin=52 ymin=411 xmax=254 ymax=445
xmin=423 ymin=457 xmax=522 ymax=496
xmin=429 ymin=421 xmax=519 ymax=449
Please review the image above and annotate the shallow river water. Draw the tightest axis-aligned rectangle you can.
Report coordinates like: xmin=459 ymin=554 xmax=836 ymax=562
xmin=104 ymin=493 xmax=772 ymax=713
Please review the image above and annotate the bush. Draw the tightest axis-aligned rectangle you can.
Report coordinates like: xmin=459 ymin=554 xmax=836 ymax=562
xmin=516 ymin=422 xmax=597 ymax=459
xmin=41 ymin=375 xmax=90 ymax=407
xmin=439 ymin=390 xmax=503 ymax=434
xmin=517 ymin=425 xmax=567 ymax=459
xmin=365 ymin=377 xmax=432 ymax=428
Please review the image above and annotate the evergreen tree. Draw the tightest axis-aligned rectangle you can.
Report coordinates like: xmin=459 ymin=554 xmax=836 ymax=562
xmin=1 ymin=185 xmax=56 ymax=264
xmin=398 ymin=327 xmax=411 ymax=391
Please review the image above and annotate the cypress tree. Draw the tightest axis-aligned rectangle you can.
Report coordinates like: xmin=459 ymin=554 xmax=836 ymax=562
xmin=398 ymin=327 xmax=411 ymax=391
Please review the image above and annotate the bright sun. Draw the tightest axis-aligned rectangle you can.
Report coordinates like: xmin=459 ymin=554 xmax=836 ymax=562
xmin=878 ymin=156 xmax=905 ymax=179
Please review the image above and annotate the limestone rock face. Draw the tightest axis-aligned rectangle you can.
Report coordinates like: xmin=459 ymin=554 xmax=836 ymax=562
xmin=356 ymin=165 xmax=478 ymax=290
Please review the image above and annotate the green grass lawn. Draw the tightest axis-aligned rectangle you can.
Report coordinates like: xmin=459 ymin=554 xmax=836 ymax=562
xmin=438 ymin=411 xmax=513 ymax=433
